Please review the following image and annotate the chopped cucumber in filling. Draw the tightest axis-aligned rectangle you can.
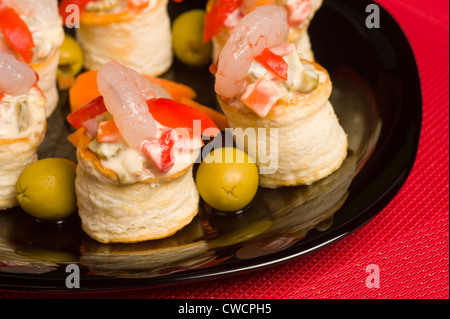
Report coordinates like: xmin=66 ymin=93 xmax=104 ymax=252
xmin=247 ymin=50 xmax=320 ymax=97
xmin=297 ymin=62 xmax=320 ymax=93
xmin=18 ymin=99 xmax=31 ymax=133
xmin=1 ymin=96 xmax=30 ymax=133
xmin=284 ymin=50 xmax=319 ymax=93
xmin=88 ymin=138 xmax=126 ymax=160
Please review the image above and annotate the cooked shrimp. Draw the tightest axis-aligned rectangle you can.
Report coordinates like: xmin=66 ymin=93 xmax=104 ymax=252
xmin=215 ymin=5 xmax=289 ymax=99
xmin=0 ymin=51 xmax=37 ymax=96
xmin=97 ymin=61 xmax=157 ymax=149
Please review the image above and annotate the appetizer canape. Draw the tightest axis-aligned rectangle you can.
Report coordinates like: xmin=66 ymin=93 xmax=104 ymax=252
xmin=80 ymin=217 xmax=216 ymax=278
xmin=67 ymin=61 xmax=219 ymax=244
xmin=0 ymin=51 xmax=46 ymax=210
xmin=0 ymin=0 xmax=64 ymax=117
xmin=204 ymin=0 xmax=322 ymax=62
xmin=60 ymin=0 xmax=173 ymax=76
xmin=214 ymin=5 xmax=347 ymax=188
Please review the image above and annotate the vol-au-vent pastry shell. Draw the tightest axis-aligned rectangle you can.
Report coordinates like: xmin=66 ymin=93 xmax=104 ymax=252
xmin=76 ymin=0 xmax=173 ymax=76
xmin=31 ymin=49 xmax=61 ymax=118
xmin=0 ymin=129 xmax=46 ymax=210
xmin=218 ymin=62 xmax=348 ymax=188
xmin=0 ymin=86 xmax=47 ymax=210
xmin=75 ymin=134 xmax=199 ymax=244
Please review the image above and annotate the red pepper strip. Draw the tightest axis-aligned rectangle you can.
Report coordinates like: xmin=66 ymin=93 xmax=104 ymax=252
xmin=67 ymin=95 xmax=107 ymax=130
xmin=97 ymin=120 xmax=122 ymax=143
xmin=59 ymin=0 xmax=93 ymax=26
xmin=0 ymin=91 xmax=5 ymax=102
xmin=255 ymin=48 xmax=288 ymax=81
xmin=147 ymin=98 xmax=220 ymax=137
xmin=203 ymin=0 xmax=243 ymax=43
xmin=142 ymin=129 xmax=176 ymax=173
xmin=0 ymin=5 xmax=35 ymax=64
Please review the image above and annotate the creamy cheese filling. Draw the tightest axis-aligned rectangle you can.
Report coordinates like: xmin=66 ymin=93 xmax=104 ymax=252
xmin=88 ymin=121 xmax=201 ymax=184
xmin=230 ymin=44 xmax=326 ymax=113
xmin=85 ymin=0 xmax=157 ymax=14
xmin=21 ymin=15 xmax=64 ymax=64
xmin=0 ymin=13 xmax=63 ymax=65
xmin=77 ymin=0 xmax=172 ymax=76
xmin=0 ymin=87 xmax=46 ymax=141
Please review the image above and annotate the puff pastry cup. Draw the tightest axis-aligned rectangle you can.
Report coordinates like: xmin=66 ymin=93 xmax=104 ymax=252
xmin=0 ymin=135 xmax=45 ymax=210
xmin=0 ymin=90 xmax=46 ymax=210
xmin=66 ymin=59 xmax=222 ymax=244
xmin=207 ymin=0 xmax=323 ymax=62
xmin=75 ymin=133 xmax=199 ymax=244
xmin=76 ymin=0 xmax=173 ymax=76
xmin=218 ymin=61 xmax=348 ymax=188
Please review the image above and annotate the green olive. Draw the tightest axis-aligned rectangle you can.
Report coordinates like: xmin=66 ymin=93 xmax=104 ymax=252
xmin=57 ymin=33 xmax=84 ymax=80
xmin=196 ymin=147 xmax=259 ymax=212
xmin=172 ymin=9 xmax=212 ymax=66
xmin=16 ymin=158 xmax=77 ymax=221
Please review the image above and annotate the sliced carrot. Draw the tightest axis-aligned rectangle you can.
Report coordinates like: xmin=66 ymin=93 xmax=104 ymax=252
xmin=142 ymin=75 xmax=197 ymax=101
xmin=57 ymin=75 xmax=77 ymax=90
xmin=67 ymin=127 xmax=86 ymax=147
xmin=69 ymin=70 xmax=101 ymax=112
xmin=180 ymin=98 xmax=229 ymax=132
xmin=81 ymin=10 xmax=135 ymax=25
xmin=97 ymin=120 xmax=121 ymax=143
xmin=70 ymin=71 xmax=198 ymax=112
xmin=80 ymin=0 xmax=151 ymax=26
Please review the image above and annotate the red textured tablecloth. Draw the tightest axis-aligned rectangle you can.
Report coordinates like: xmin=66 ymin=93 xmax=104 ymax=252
xmin=1 ymin=0 xmax=448 ymax=299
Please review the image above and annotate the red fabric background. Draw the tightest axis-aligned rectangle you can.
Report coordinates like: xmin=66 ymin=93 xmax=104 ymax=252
xmin=1 ymin=0 xmax=448 ymax=299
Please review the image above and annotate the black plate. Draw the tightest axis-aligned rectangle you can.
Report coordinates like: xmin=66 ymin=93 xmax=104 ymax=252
xmin=0 ymin=0 xmax=421 ymax=291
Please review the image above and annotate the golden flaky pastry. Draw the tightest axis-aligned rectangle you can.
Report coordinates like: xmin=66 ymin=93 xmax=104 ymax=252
xmin=76 ymin=0 xmax=172 ymax=76
xmin=219 ymin=61 xmax=348 ymax=188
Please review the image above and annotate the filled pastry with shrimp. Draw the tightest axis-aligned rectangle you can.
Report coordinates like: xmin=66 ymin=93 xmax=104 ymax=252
xmin=0 ymin=0 xmax=64 ymax=117
xmin=0 ymin=52 xmax=47 ymax=210
xmin=67 ymin=61 xmax=219 ymax=244
xmin=204 ymin=0 xmax=322 ymax=62
xmin=59 ymin=0 xmax=173 ymax=77
xmin=214 ymin=6 xmax=347 ymax=188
